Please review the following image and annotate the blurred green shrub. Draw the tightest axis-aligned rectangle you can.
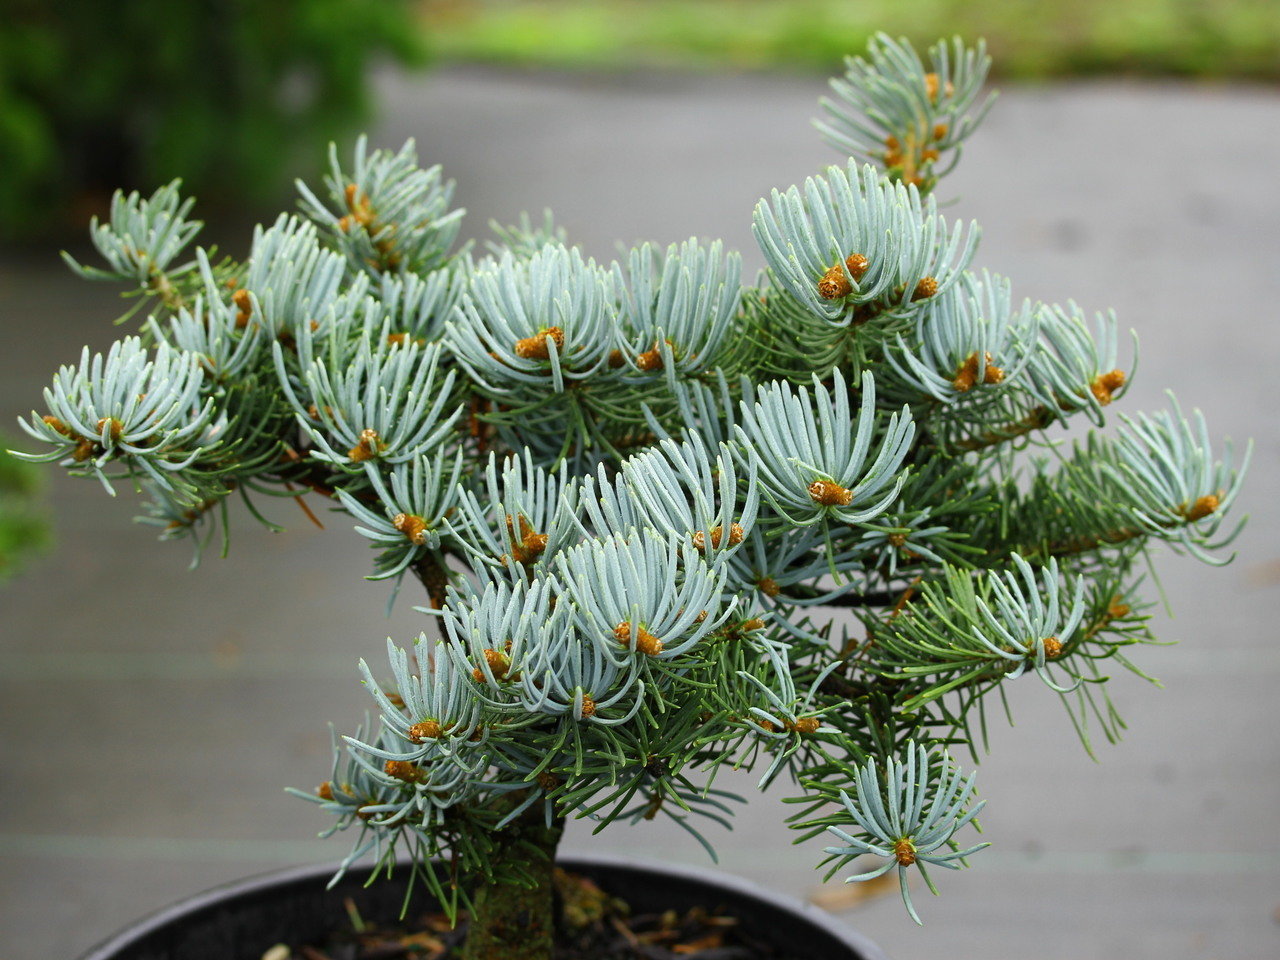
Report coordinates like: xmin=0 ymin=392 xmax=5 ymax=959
xmin=0 ymin=0 xmax=426 ymax=240
xmin=0 ymin=444 xmax=48 ymax=582
xmin=424 ymin=0 xmax=1280 ymax=81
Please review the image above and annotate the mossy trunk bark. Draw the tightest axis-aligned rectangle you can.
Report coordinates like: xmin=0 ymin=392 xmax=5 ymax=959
xmin=459 ymin=809 xmax=565 ymax=960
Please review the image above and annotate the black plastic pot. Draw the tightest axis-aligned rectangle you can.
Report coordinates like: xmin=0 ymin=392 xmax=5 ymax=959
xmin=78 ymin=855 xmax=889 ymax=960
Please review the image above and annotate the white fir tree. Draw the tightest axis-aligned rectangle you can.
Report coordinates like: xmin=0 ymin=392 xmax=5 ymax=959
xmin=16 ymin=35 xmax=1248 ymax=960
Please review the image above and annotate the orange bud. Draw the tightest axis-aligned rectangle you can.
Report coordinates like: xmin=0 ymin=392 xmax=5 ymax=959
xmin=953 ymin=352 xmax=1000 ymax=392
xmin=384 ymin=760 xmax=422 ymax=782
xmin=1185 ymin=494 xmax=1220 ymax=522
xmin=614 ymin=621 xmax=663 ymax=656
xmin=691 ymin=522 xmax=745 ymax=552
xmin=786 ymin=717 xmax=821 ymax=735
xmin=808 ymin=480 xmax=853 ymax=507
xmin=817 ymin=254 xmax=869 ymax=300
xmin=392 ymin=513 xmax=429 ymax=546
xmin=482 ymin=648 xmax=511 ymax=678
xmin=894 ymin=838 xmax=917 ymax=866
xmin=1089 ymin=369 xmax=1127 ymax=405
xmin=95 ymin=417 xmax=124 ymax=443
xmin=952 ymin=353 xmax=981 ymax=393
xmin=42 ymin=415 xmax=71 ymax=437
xmin=911 ymin=276 xmax=939 ymax=301
xmin=844 ymin=253 xmax=869 ymax=281
xmin=1100 ymin=369 xmax=1126 ymax=392
xmin=505 ymin=514 xmax=548 ymax=564
xmin=347 ymin=428 xmax=385 ymax=462
xmin=521 ymin=531 xmax=549 ymax=557
xmin=635 ymin=345 xmax=664 ymax=371
xmin=924 ymin=73 xmax=953 ymax=103
xmin=514 ymin=326 xmax=565 ymax=360
xmin=818 ymin=264 xmax=852 ymax=300
xmin=232 ymin=288 xmax=252 ymax=329
xmin=407 ymin=720 xmax=443 ymax=743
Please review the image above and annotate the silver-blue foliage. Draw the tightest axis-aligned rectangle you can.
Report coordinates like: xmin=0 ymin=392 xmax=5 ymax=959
xmin=18 ymin=337 xmax=219 ymax=496
xmin=816 ymin=34 xmax=994 ymax=190
xmin=282 ymin=337 xmax=461 ymax=468
xmin=19 ymin=33 xmax=1252 ymax=928
xmin=823 ymin=743 xmax=987 ymax=924
xmin=612 ymin=238 xmax=742 ymax=382
xmin=735 ymin=369 xmax=915 ymax=525
xmin=885 ymin=270 xmax=1037 ymax=404
xmin=298 ymin=136 xmax=465 ymax=275
xmin=753 ymin=160 xmax=977 ymax=323
xmin=62 ymin=179 xmax=201 ymax=286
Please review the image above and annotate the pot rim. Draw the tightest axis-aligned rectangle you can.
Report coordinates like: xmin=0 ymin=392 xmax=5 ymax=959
xmin=78 ymin=853 xmax=889 ymax=960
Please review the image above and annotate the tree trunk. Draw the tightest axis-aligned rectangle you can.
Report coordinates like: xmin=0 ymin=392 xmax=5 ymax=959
xmin=460 ymin=808 xmax=565 ymax=960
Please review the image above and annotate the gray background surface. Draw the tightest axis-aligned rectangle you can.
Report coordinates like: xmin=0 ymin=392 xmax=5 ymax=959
xmin=1 ymin=66 xmax=1277 ymax=959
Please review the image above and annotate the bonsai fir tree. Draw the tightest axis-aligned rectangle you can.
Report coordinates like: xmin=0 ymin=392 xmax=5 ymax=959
xmin=16 ymin=35 xmax=1248 ymax=960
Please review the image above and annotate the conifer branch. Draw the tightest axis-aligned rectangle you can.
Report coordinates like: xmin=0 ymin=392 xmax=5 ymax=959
xmin=951 ymin=404 xmax=1055 ymax=451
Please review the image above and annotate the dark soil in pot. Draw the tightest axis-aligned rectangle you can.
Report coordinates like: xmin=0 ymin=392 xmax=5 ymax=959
xmin=78 ymin=855 xmax=888 ymax=960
